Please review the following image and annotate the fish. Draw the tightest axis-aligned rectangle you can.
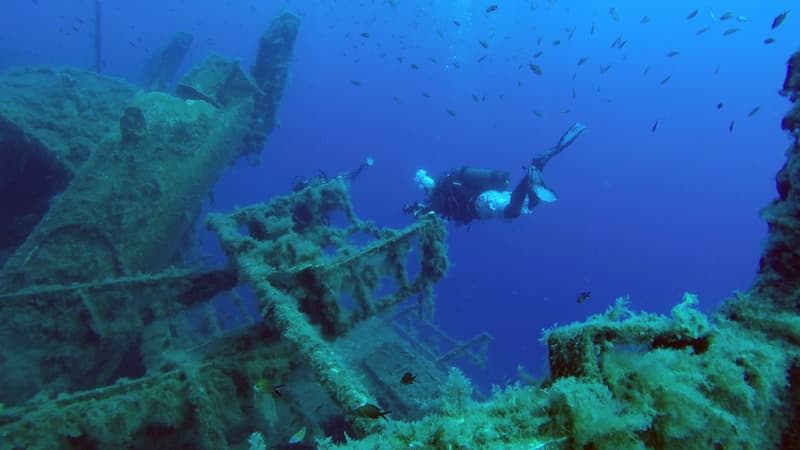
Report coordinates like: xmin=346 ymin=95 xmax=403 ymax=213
xmin=486 ymin=4 xmax=498 ymax=13
xmin=288 ymin=427 xmax=307 ymax=444
xmin=609 ymin=7 xmax=620 ymax=22
xmin=479 ymin=40 xmax=488 ymax=49
xmin=532 ymin=109 xmax=543 ymax=118
xmin=350 ymin=80 xmax=362 ymax=87
xmin=736 ymin=16 xmax=749 ymax=23
xmin=640 ymin=16 xmax=650 ymax=24
xmin=600 ymin=64 xmax=613 ymax=73
xmin=568 ymin=27 xmax=576 ymax=40
xmin=729 ymin=120 xmax=735 ymax=133
xmin=716 ymin=103 xmax=724 ymax=109
xmin=591 ymin=22 xmax=596 ymax=35
xmin=687 ymin=9 xmax=698 ymax=20
xmin=410 ymin=63 xmax=420 ymax=70
xmin=552 ymin=39 xmax=561 ymax=46
xmin=764 ymin=37 xmax=776 ymax=44
xmin=528 ymin=62 xmax=543 ymax=75
xmin=772 ymin=10 xmax=790 ymax=29
xmin=421 ymin=92 xmax=431 ymax=98
xmin=446 ymin=108 xmax=457 ymax=117
xmin=356 ymin=404 xmax=390 ymax=420
xmin=722 ymin=28 xmax=740 ymax=36
xmin=643 ymin=65 xmax=650 ymax=76
xmin=477 ymin=55 xmax=487 ymax=63
xmin=696 ymin=26 xmax=711 ymax=35
xmin=453 ymin=20 xmax=461 ymax=27
xmin=572 ymin=87 xmax=576 ymax=99
xmin=401 ymin=371 xmax=416 ymax=385
xmin=666 ymin=50 xmax=680 ymax=57
xmin=360 ymin=32 xmax=370 ymax=38
xmin=471 ymin=94 xmax=480 ymax=103
xmin=576 ymin=291 xmax=592 ymax=304
xmin=577 ymin=57 xmax=589 ymax=66
xmin=660 ymin=74 xmax=671 ymax=85
xmin=253 ymin=378 xmax=283 ymax=397
xmin=719 ymin=11 xmax=735 ymax=21
xmin=748 ymin=106 xmax=761 ymax=117
xmin=618 ymin=39 xmax=628 ymax=48
xmin=532 ymin=50 xmax=543 ymax=58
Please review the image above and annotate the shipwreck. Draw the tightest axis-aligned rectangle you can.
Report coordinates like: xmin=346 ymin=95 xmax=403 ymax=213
xmin=0 ymin=6 xmax=799 ymax=450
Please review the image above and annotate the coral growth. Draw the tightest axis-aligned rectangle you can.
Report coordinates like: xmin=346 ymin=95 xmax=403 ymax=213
xmin=319 ymin=295 xmax=796 ymax=450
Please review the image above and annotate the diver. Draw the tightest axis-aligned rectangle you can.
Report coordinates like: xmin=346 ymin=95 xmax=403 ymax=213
xmin=403 ymin=123 xmax=586 ymax=225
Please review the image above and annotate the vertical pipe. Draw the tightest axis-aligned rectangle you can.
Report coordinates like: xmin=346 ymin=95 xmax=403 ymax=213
xmin=94 ymin=0 xmax=102 ymax=73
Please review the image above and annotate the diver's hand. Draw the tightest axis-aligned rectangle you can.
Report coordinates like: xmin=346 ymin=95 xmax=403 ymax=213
xmin=558 ymin=123 xmax=587 ymax=149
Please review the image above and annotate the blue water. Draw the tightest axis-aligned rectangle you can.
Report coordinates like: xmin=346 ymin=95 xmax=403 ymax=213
xmin=3 ymin=0 xmax=795 ymax=392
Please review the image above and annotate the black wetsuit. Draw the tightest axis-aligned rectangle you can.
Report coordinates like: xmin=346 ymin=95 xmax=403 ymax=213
xmin=408 ymin=120 xmax=589 ymax=224
xmin=423 ymin=166 xmax=509 ymax=225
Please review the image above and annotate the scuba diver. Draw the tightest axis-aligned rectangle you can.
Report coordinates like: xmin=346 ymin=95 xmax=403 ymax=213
xmin=403 ymin=123 xmax=586 ymax=225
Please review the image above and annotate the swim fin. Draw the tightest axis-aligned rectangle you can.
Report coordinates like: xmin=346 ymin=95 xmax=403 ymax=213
xmin=557 ymin=122 xmax=587 ymax=150
xmin=533 ymin=185 xmax=558 ymax=202
xmin=527 ymin=165 xmax=557 ymax=203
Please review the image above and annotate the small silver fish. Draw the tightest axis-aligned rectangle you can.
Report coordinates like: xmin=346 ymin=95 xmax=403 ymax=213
xmin=288 ymin=427 xmax=307 ymax=444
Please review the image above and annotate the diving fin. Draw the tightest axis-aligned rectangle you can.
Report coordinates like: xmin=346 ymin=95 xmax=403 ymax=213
xmin=557 ymin=122 xmax=587 ymax=150
xmin=527 ymin=165 xmax=558 ymax=203
xmin=533 ymin=185 xmax=558 ymax=203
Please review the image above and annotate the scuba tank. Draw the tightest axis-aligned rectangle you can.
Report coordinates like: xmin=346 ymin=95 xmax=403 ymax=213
xmin=455 ymin=166 xmax=510 ymax=193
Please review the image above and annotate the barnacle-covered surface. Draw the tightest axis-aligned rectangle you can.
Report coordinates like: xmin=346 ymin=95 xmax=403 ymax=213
xmin=0 ymin=174 xmax=455 ymax=449
xmin=207 ymin=177 xmax=450 ymax=432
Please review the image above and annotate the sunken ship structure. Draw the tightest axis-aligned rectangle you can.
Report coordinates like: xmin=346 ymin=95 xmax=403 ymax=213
xmin=0 ymin=7 xmax=799 ymax=449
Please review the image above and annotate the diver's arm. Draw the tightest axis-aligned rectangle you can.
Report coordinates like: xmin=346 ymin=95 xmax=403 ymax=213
xmin=531 ymin=122 xmax=586 ymax=170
